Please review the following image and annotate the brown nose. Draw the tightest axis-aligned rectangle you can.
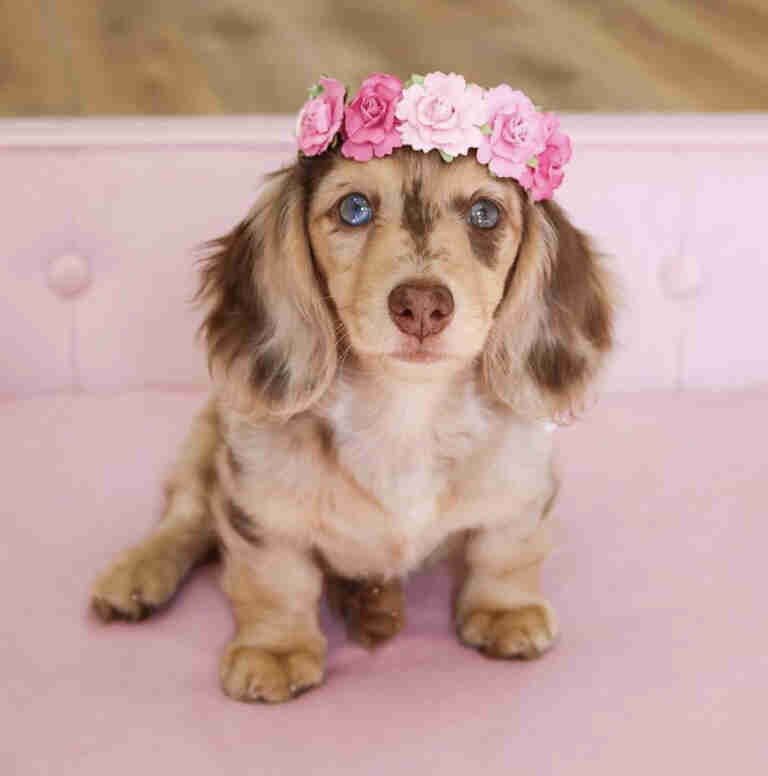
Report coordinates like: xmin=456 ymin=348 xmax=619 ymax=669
xmin=388 ymin=283 xmax=455 ymax=340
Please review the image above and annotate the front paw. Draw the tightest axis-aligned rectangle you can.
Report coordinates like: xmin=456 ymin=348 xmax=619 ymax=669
xmin=458 ymin=604 xmax=557 ymax=660
xmin=220 ymin=644 xmax=325 ymax=704
xmin=90 ymin=548 xmax=181 ymax=622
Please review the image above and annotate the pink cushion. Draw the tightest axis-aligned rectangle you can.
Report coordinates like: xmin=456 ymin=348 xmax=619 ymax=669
xmin=2 ymin=389 xmax=765 ymax=774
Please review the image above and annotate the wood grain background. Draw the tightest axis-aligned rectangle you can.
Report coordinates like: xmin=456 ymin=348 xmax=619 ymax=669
xmin=1 ymin=0 xmax=767 ymax=116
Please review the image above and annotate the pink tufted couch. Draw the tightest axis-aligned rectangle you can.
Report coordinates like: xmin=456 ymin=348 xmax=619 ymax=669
xmin=2 ymin=115 xmax=767 ymax=774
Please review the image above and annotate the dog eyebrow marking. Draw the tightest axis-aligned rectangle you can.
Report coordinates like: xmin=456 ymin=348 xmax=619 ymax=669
xmin=401 ymin=178 xmax=438 ymax=253
xmin=449 ymin=194 xmax=502 ymax=269
xmin=227 ymin=499 xmax=263 ymax=546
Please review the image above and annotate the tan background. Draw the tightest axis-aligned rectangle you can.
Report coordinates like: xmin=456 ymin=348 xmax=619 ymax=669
xmin=1 ymin=0 xmax=767 ymax=116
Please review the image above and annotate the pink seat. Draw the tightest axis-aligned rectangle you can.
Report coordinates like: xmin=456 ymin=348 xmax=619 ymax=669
xmin=2 ymin=389 xmax=767 ymax=774
xmin=2 ymin=116 xmax=767 ymax=773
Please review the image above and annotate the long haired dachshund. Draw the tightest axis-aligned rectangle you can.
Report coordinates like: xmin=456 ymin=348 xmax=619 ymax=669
xmin=91 ymin=146 xmax=615 ymax=703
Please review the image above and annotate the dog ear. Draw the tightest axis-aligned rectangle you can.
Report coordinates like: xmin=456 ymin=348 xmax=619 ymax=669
xmin=195 ymin=162 xmax=337 ymax=417
xmin=481 ymin=198 xmax=616 ymax=420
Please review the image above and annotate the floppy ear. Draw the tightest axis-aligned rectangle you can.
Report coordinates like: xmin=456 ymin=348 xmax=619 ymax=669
xmin=195 ymin=162 xmax=337 ymax=418
xmin=481 ymin=197 xmax=616 ymax=420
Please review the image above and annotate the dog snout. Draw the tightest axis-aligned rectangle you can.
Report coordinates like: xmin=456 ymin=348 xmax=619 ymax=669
xmin=388 ymin=283 xmax=455 ymax=340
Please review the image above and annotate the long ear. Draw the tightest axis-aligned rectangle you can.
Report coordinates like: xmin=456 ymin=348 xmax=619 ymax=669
xmin=195 ymin=163 xmax=337 ymax=418
xmin=481 ymin=197 xmax=616 ymax=420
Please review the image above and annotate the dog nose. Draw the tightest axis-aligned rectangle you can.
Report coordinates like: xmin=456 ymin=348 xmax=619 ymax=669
xmin=388 ymin=283 xmax=455 ymax=340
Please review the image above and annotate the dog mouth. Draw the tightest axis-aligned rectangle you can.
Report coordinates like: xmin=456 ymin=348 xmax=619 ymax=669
xmin=389 ymin=349 xmax=446 ymax=363
xmin=388 ymin=337 xmax=450 ymax=363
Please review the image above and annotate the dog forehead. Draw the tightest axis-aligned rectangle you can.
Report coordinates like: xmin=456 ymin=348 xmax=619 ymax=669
xmin=402 ymin=154 xmax=519 ymax=215
xmin=396 ymin=151 xmax=502 ymax=204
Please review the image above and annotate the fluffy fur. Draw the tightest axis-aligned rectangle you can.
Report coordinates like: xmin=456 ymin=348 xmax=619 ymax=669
xmin=91 ymin=146 xmax=615 ymax=703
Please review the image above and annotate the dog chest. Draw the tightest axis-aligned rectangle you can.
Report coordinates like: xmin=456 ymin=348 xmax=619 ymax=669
xmin=226 ymin=384 xmax=553 ymax=579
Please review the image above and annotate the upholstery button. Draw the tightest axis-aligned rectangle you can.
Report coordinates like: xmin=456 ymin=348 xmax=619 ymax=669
xmin=657 ymin=254 xmax=704 ymax=300
xmin=47 ymin=254 xmax=91 ymax=298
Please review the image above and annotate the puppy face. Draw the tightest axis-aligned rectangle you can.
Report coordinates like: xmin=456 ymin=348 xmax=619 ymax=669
xmin=307 ymin=150 xmax=525 ymax=368
xmin=197 ymin=147 xmax=614 ymax=419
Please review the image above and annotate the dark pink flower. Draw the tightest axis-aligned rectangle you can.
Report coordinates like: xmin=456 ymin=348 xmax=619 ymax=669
xmin=518 ymin=112 xmax=572 ymax=201
xmin=341 ymin=73 xmax=404 ymax=161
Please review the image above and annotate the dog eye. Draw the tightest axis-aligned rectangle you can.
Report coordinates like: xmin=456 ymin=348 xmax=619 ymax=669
xmin=339 ymin=193 xmax=373 ymax=226
xmin=467 ymin=199 xmax=500 ymax=229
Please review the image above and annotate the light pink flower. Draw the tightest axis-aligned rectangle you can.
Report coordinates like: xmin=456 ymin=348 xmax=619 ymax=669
xmin=518 ymin=112 xmax=572 ymax=201
xmin=395 ymin=72 xmax=487 ymax=159
xmin=340 ymin=73 xmax=404 ymax=162
xmin=476 ymin=85 xmax=547 ymax=178
xmin=295 ymin=77 xmax=346 ymax=156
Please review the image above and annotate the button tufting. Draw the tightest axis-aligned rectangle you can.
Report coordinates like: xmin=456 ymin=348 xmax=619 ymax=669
xmin=47 ymin=254 xmax=91 ymax=299
xmin=657 ymin=254 xmax=704 ymax=300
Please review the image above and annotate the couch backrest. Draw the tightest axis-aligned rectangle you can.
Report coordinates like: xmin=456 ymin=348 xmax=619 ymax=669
xmin=2 ymin=115 xmax=767 ymax=398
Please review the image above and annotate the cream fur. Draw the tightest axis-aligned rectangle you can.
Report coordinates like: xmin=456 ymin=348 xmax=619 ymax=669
xmin=91 ymin=146 xmax=615 ymax=703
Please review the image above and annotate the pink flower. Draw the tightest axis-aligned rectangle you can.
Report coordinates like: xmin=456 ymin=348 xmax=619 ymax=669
xmin=476 ymin=85 xmax=547 ymax=179
xmin=395 ymin=72 xmax=487 ymax=159
xmin=295 ymin=77 xmax=346 ymax=156
xmin=518 ymin=113 xmax=572 ymax=201
xmin=340 ymin=73 xmax=404 ymax=162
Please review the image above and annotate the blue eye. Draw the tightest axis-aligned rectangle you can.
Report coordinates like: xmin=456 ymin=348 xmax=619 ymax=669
xmin=339 ymin=193 xmax=373 ymax=226
xmin=468 ymin=199 xmax=500 ymax=229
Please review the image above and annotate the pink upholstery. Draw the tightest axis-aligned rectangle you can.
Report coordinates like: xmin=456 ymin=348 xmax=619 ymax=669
xmin=2 ymin=116 xmax=767 ymax=773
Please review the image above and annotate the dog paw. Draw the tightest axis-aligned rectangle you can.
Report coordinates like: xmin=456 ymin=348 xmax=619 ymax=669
xmin=458 ymin=604 xmax=557 ymax=660
xmin=90 ymin=548 xmax=181 ymax=622
xmin=220 ymin=644 xmax=324 ymax=703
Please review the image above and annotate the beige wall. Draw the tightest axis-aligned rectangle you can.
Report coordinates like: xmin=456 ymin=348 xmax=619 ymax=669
xmin=2 ymin=0 xmax=767 ymax=116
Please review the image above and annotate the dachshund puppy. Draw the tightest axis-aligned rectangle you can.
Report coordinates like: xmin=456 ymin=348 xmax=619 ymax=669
xmin=91 ymin=146 xmax=615 ymax=703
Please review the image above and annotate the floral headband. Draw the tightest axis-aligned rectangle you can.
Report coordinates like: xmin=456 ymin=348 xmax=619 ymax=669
xmin=295 ymin=71 xmax=572 ymax=202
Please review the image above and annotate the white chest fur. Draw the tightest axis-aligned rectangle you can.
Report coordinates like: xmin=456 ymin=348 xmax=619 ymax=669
xmin=226 ymin=372 xmax=555 ymax=579
xmin=330 ymin=381 xmax=458 ymax=518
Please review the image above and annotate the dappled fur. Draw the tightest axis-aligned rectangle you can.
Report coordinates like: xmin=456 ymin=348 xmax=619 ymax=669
xmin=194 ymin=158 xmax=339 ymax=417
xmin=198 ymin=148 xmax=613 ymax=419
xmin=482 ymin=194 xmax=615 ymax=419
xmin=91 ymin=146 xmax=616 ymax=703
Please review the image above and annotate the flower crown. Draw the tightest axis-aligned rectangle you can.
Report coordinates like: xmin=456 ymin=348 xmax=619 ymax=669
xmin=295 ymin=71 xmax=572 ymax=202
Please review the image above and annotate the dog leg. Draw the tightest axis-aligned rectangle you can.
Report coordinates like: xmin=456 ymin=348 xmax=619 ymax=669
xmin=90 ymin=400 xmax=219 ymax=621
xmin=456 ymin=494 xmax=559 ymax=660
xmin=218 ymin=541 xmax=326 ymax=704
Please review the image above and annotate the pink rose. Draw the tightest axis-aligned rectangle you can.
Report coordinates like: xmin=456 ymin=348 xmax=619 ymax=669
xmin=518 ymin=112 xmax=572 ymax=201
xmin=476 ymin=85 xmax=547 ymax=179
xmin=295 ymin=77 xmax=346 ymax=156
xmin=341 ymin=73 xmax=404 ymax=162
xmin=395 ymin=72 xmax=487 ymax=159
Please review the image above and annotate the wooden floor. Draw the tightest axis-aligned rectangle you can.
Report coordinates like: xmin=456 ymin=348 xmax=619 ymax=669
xmin=1 ymin=0 xmax=767 ymax=116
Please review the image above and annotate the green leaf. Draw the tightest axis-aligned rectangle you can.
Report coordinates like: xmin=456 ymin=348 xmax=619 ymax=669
xmin=438 ymin=149 xmax=454 ymax=163
xmin=404 ymin=73 xmax=426 ymax=89
xmin=479 ymin=123 xmax=492 ymax=135
xmin=527 ymin=156 xmax=539 ymax=169
xmin=307 ymin=83 xmax=325 ymax=99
